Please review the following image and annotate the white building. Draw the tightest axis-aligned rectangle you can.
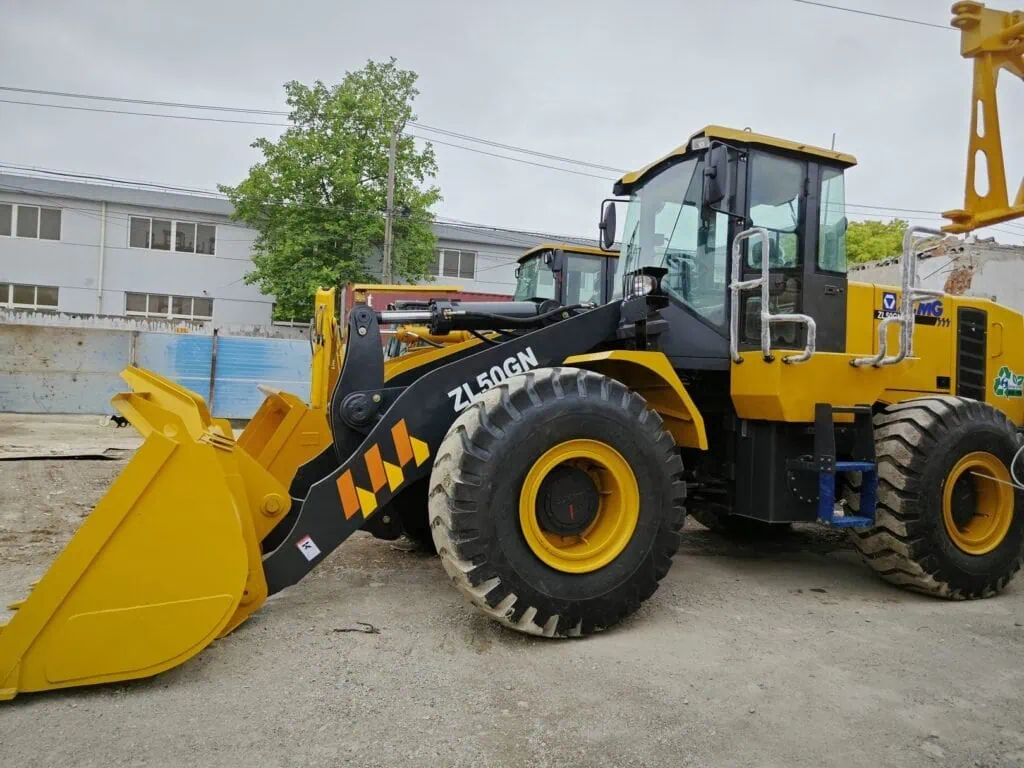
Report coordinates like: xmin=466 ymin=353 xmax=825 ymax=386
xmin=0 ymin=172 xmax=591 ymax=326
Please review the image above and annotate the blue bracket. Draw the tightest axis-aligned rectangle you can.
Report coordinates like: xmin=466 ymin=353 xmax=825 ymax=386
xmin=817 ymin=460 xmax=877 ymax=528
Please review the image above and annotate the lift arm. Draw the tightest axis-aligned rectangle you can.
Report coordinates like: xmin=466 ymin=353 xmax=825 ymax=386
xmin=944 ymin=2 xmax=1024 ymax=233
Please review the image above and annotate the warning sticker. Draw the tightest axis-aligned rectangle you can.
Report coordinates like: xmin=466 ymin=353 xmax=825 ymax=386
xmin=296 ymin=535 xmax=321 ymax=561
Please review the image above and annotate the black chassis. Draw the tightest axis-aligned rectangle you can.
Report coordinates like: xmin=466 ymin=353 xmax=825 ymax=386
xmin=261 ymin=299 xmax=624 ymax=595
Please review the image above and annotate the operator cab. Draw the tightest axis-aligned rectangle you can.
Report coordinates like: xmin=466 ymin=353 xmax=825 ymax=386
xmin=513 ymin=244 xmax=619 ymax=306
xmin=603 ymin=125 xmax=855 ymax=366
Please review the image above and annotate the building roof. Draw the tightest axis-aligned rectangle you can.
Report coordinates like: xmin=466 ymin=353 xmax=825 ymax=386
xmin=433 ymin=221 xmax=602 ymax=250
xmin=0 ymin=172 xmax=235 ymax=217
xmin=0 ymin=170 xmax=602 ymax=249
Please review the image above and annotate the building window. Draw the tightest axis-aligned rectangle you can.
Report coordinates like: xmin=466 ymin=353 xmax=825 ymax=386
xmin=0 ymin=283 xmax=59 ymax=310
xmin=16 ymin=207 xmax=37 ymax=238
xmin=176 ymin=222 xmax=196 ymax=253
xmin=40 ymin=208 xmax=61 ymax=240
xmin=0 ymin=204 xmax=61 ymax=240
xmin=128 ymin=216 xmax=216 ymax=255
xmin=152 ymin=219 xmax=172 ymax=250
xmin=129 ymin=216 xmax=149 ymax=248
xmin=125 ymin=292 xmax=213 ymax=320
xmin=196 ymin=224 xmax=216 ymax=254
xmin=434 ymin=248 xmax=476 ymax=279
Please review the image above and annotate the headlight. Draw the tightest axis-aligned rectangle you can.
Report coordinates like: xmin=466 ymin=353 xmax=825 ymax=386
xmin=631 ymin=274 xmax=658 ymax=296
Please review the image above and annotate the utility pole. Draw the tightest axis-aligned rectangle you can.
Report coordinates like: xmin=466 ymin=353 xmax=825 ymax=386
xmin=382 ymin=125 xmax=399 ymax=284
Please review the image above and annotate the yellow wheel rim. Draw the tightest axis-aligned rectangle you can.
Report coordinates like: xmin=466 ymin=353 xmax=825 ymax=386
xmin=941 ymin=451 xmax=1015 ymax=556
xmin=519 ymin=439 xmax=639 ymax=574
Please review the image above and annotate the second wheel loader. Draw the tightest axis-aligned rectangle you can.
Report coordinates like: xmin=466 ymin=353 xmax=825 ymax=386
xmin=3 ymin=0 xmax=1024 ymax=701
xmin=384 ymin=242 xmax=618 ymax=360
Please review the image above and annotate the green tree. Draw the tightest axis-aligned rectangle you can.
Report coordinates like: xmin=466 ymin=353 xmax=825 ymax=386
xmin=221 ymin=59 xmax=441 ymax=320
xmin=846 ymin=218 xmax=907 ymax=263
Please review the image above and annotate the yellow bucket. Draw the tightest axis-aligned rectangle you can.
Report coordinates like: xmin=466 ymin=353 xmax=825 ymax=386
xmin=236 ymin=386 xmax=333 ymax=491
xmin=0 ymin=368 xmax=291 ymax=700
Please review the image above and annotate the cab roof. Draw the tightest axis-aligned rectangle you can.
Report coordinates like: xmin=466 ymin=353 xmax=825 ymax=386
xmin=517 ymin=243 xmax=618 ymax=263
xmin=614 ymin=125 xmax=857 ymax=195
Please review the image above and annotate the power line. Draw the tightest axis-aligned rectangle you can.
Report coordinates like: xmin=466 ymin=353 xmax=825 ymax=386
xmin=406 ymin=131 xmax=616 ymax=180
xmin=0 ymin=161 xmax=226 ymax=197
xmin=0 ymin=99 xmax=618 ymax=182
xmin=787 ymin=0 xmax=954 ymax=31
xmin=0 ymin=85 xmax=626 ymax=174
xmin=0 ymin=97 xmax=287 ymax=127
xmin=0 ymin=85 xmax=289 ymax=115
xmin=412 ymin=123 xmax=625 ymax=173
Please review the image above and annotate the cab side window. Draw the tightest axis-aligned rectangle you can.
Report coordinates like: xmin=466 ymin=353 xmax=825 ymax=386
xmin=818 ymin=167 xmax=847 ymax=274
xmin=742 ymin=152 xmax=806 ymax=347
xmin=747 ymin=153 xmax=804 ymax=269
xmin=564 ymin=254 xmax=603 ymax=305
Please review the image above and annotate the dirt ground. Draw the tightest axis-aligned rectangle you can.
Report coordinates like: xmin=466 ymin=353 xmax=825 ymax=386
xmin=1 ymin=417 xmax=1023 ymax=767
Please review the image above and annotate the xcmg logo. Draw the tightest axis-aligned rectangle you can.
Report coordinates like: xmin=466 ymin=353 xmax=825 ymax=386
xmin=874 ymin=296 xmax=949 ymax=327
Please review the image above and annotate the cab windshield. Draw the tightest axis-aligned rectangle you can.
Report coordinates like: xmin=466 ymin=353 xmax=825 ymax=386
xmin=513 ymin=255 xmax=557 ymax=301
xmin=614 ymin=155 xmax=730 ymax=327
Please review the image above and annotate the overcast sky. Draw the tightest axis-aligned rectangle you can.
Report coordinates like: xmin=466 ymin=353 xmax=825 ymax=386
xmin=2 ymin=0 xmax=1023 ymax=244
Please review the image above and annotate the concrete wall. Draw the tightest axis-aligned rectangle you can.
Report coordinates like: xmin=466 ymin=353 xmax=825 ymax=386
xmin=0 ymin=325 xmax=127 ymax=414
xmin=0 ymin=316 xmax=311 ymax=418
xmin=850 ymin=241 xmax=1014 ymax=306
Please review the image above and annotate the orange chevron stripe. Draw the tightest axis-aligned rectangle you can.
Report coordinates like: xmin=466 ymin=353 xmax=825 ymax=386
xmin=365 ymin=444 xmax=387 ymax=492
xmin=336 ymin=470 xmax=360 ymax=520
xmin=392 ymin=419 xmax=414 ymax=466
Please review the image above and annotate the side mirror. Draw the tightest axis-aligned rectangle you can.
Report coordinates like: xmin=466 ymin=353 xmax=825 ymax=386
xmin=514 ymin=265 xmax=522 ymax=279
xmin=599 ymin=202 xmax=617 ymax=250
xmin=837 ymin=216 xmax=848 ymax=235
xmin=703 ymin=144 xmax=728 ymax=207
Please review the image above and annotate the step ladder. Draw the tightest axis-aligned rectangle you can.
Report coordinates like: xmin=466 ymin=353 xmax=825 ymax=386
xmin=789 ymin=404 xmax=878 ymax=528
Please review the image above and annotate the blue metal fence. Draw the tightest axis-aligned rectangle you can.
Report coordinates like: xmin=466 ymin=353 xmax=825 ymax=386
xmin=210 ymin=335 xmax=311 ymax=419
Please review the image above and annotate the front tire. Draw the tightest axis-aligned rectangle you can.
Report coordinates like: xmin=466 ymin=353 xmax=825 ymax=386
xmin=430 ymin=367 xmax=686 ymax=637
xmin=847 ymin=396 xmax=1024 ymax=598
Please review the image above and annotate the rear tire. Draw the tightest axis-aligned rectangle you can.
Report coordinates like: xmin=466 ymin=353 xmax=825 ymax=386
xmin=430 ymin=367 xmax=686 ymax=637
xmin=846 ymin=396 xmax=1024 ymax=598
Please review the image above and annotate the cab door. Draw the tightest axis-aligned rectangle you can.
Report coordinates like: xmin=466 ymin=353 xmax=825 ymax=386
xmin=738 ymin=151 xmax=808 ymax=352
xmin=562 ymin=253 xmax=605 ymax=306
xmin=802 ymin=163 xmax=848 ymax=353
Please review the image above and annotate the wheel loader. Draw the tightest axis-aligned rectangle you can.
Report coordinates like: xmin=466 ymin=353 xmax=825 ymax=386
xmin=3 ymin=1 xmax=1024 ymax=701
xmin=384 ymin=243 xmax=619 ymax=360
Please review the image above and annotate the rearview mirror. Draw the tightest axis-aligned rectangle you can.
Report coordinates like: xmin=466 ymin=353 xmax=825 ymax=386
xmin=548 ymin=249 xmax=565 ymax=273
xmin=599 ymin=202 xmax=617 ymax=250
xmin=703 ymin=144 xmax=728 ymax=206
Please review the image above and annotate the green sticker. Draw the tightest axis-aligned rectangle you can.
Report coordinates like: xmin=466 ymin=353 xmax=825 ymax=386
xmin=994 ymin=366 xmax=1024 ymax=398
